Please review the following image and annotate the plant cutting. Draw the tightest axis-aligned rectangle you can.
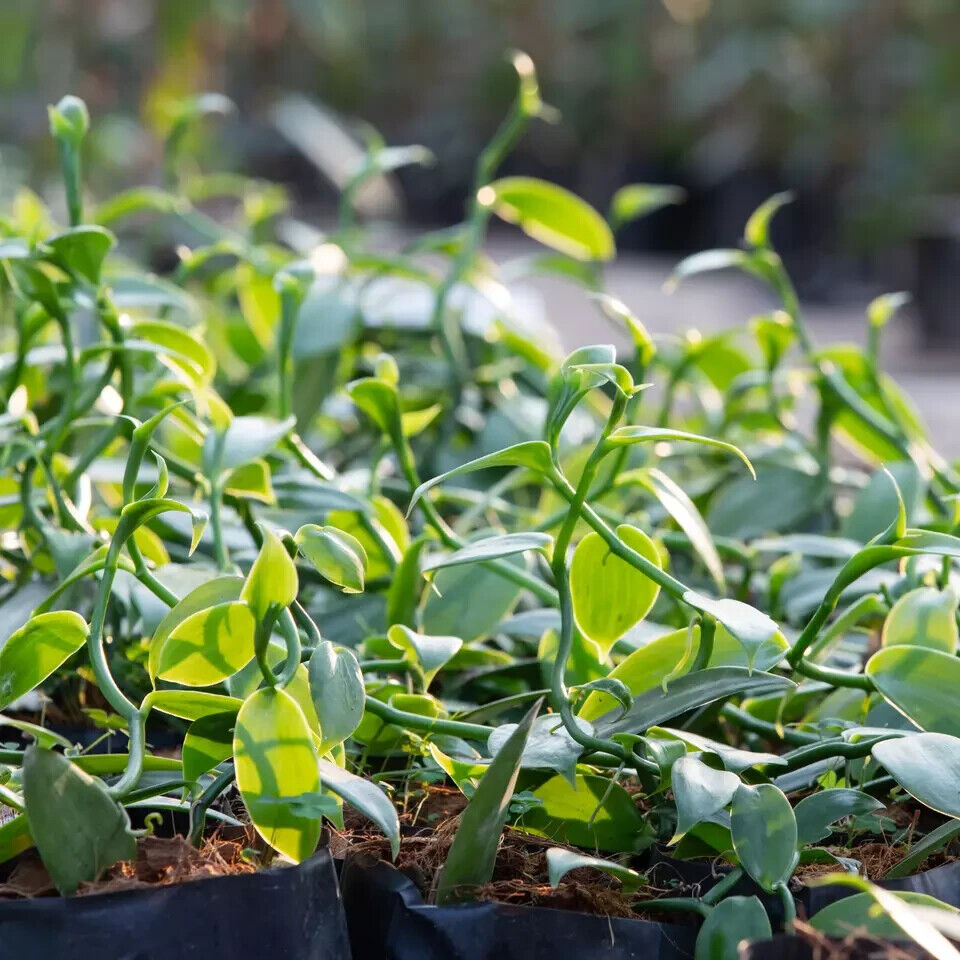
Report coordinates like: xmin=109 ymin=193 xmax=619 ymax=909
xmin=2 ymin=53 xmax=960 ymax=960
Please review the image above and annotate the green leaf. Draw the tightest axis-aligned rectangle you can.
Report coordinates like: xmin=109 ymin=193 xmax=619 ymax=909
xmin=708 ymin=465 xmax=825 ymax=539
xmin=488 ymin=713 xmax=589 ymax=785
xmin=0 ymin=611 xmax=88 ymax=709
xmin=882 ymin=587 xmax=958 ymax=654
xmin=421 ymin=559 xmax=524 ymax=643
xmin=43 ymin=225 xmax=115 ymax=283
xmin=422 ymin=532 xmax=553 ymax=576
xmin=318 ymin=757 xmax=400 ymax=859
xmin=346 ymin=377 xmax=401 ymax=436
xmin=682 ymin=592 xmax=780 ymax=668
xmin=872 ymin=733 xmax=960 ymax=818
xmin=639 ymin=467 xmax=725 ymax=590
xmin=868 ymin=292 xmax=911 ymax=329
xmin=128 ymin=319 xmax=215 ymax=385
xmin=480 ymin=177 xmax=615 ymax=262
xmin=579 ymin=626 xmax=788 ymax=722
xmin=666 ymin=249 xmax=758 ymax=291
xmin=648 ymin=727 xmax=783 ymax=773
xmin=387 ymin=624 xmax=462 ymax=689
xmin=203 ymin=415 xmax=295 ymax=474
xmin=436 ymin=699 xmax=540 ymax=903
xmin=546 ymin=847 xmax=642 ymax=891
xmin=23 ymin=745 xmax=136 ymax=894
xmin=696 ymin=896 xmax=771 ymax=960
xmin=225 ymin=459 xmax=275 ymax=504
xmin=608 ymin=183 xmax=685 ymax=231
xmin=295 ymin=524 xmax=368 ymax=594
xmin=157 ymin=601 xmax=256 ymax=687
xmin=570 ymin=524 xmax=661 ymax=655
xmin=744 ymin=191 xmax=793 ymax=250
xmin=408 ymin=441 xmax=553 ymax=517
xmin=517 ymin=773 xmax=651 ymax=852
xmin=599 ymin=667 xmax=793 ymax=737
xmin=866 ymin=646 xmax=960 ymax=736
xmin=670 ymin=754 xmax=740 ymax=843
xmin=795 ymin=788 xmax=884 ymax=846
xmin=182 ymin=712 xmax=235 ymax=783
xmin=604 ymin=426 xmax=755 ymax=478
xmin=148 ymin=690 xmax=243 ymax=721
xmin=810 ymin=890 xmax=959 ymax=941
xmin=843 ymin=461 xmax=923 ymax=542
xmin=730 ymin=783 xmax=798 ymax=892
xmin=386 ymin=536 xmax=429 ymax=628
xmin=308 ymin=641 xmax=365 ymax=753
xmin=233 ymin=687 xmax=321 ymax=862
xmin=241 ymin=525 xmax=298 ymax=622
xmin=149 ymin=575 xmax=243 ymax=679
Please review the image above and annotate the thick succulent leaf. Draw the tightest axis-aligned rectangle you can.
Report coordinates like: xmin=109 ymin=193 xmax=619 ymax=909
xmin=866 ymin=646 xmax=960 ymax=736
xmin=22 ymin=746 xmax=136 ymax=895
xmin=157 ymin=601 xmax=256 ymax=686
xmin=202 ymin=415 xmax=295 ymax=474
xmin=570 ymin=525 xmax=661 ymax=655
xmin=408 ymin=441 xmax=553 ymax=516
xmin=147 ymin=690 xmax=243 ymax=721
xmin=642 ymin=467 xmax=725 ymax=589
xmin=597 ymin=667 xmax=795 ymax=736
xmin=810 ymin=889 xmax=959 ymax=942
xmin=308 ymin=641 xmax=365 ymax=753
xmin=730 ymin=783 xmax=798 ymax=892
xmin=148 ymin=576 xmax=243 ymax=677
xmin=241 ymin=525 xmax=298 ymax=622
xmin=0 ymin=611 xmax=88 ymax=710
xmin=517 ymin=774 xmax=651 ymax=852
xmin=682 ymin=592 xmax=780 ymax=668
xmin=670 ymin=754 xmax=741 ymax=843
xmin=579 ymin=625 xmax=788 ymax=721
xmin=546 ymin=848 xmax=641 ymax=891
xmin=182 ymin=712 xmax=235 ymax=783
xmin=317 ymin=757 xmax=400 ymax=859
xmin=605 ymin=425 xmax=754 ymax=477
xmin=609 ymin=183 xmax=685 ymax=230
xmin=794 ymin=788 xmax=885 ymax=846
xmin=233 ymin=687 xmax=321 ymax=862
xmin=295 ymin=524 xmax=367 ymax=593
xmin=695 ymin=896 xmax=771 ymax=960
xmin=436 ymin=700 xmax=539 ymax=903
xmin=387 ymin=624 xmax=462 ymax=688
xmin=422 ymin=532 xmax=552 ymax=576
xmin=873 ymin=733 xmax=960 ymax=818
xmin=481 ymin=177 xmax=615 ymax=261
xmin=881 ymin=587 xmax=958 ymax=654
xmin=488 ymin=713 xmax=589 ymax=785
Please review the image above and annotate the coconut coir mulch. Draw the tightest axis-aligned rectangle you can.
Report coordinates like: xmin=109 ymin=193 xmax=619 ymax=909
xmin=0 ymin=832 xmax=255 ymax=899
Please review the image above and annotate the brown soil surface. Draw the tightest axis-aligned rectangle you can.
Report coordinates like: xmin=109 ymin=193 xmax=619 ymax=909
xmin=330 ymin=784 xmax=712 ymax=921
xmin=0 ymin=833 xmax=256 ymax=899
xmin=330 ymin=784 xmax=960 ymax=922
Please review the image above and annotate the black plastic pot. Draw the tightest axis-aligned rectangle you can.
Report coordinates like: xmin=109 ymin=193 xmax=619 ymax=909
xmin=740 ymin=932 xmax=927 ymax=960
xmin=340 ymin=854 xmax=698 ymax=960
xmin=0 ymin=848 xmax=351 ymax=960
xmin=649 ymin=847 xmax=960 ymax=926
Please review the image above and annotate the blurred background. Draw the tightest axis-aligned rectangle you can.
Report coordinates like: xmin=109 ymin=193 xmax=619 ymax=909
xmin=1 ymin=1 xmax=959 ymax=356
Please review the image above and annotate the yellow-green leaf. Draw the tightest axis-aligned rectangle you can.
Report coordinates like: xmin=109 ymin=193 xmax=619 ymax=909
xmin=241 ymin=525 xmax=298 ymax=621
xmin=569 ymin=525 xmax=661 ymax=655
xmin=0 ymin=612 xmax=88 ymax=710
xmin=233 ymin=687 xmax=321 ymax=862
xmin=157 ymin=601 xmax=257 ymax=687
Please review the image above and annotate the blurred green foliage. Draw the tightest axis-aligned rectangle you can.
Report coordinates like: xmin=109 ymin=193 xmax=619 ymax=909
xmin=2 ymin=0 xmax=959 ymax=251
